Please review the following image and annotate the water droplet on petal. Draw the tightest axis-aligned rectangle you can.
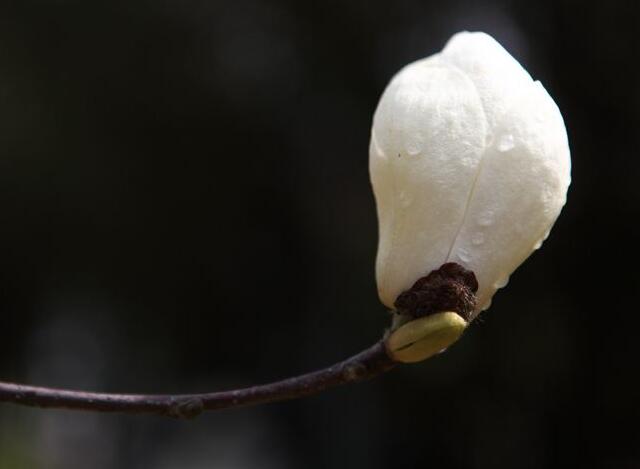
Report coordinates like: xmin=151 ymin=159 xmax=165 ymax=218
xmin=471 ymin=232 xmax=485 ymax=246
xmin=398 ymin=191 xmax=412 ymax=208
xmin=497 ymin=134 xmax=515 ymax=152
xmin=406 ymin=141 xmax=421 ymax=156
xmin=493 ymin=276 xmax=510 ymax=289
xmin=371 ymin=131 xmax=386 ymax=159
xmin=477 ymin=211 xmax=494 ymax=227
xmin=457 ymin=248 xmax=471 ymax=263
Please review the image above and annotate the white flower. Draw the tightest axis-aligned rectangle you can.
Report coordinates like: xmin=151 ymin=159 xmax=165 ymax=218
xmin=370 ymin=31 xmax=571 ymax=318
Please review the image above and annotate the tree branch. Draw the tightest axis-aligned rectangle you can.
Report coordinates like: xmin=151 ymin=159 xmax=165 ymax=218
xmin=0 ymin=265 xmax=475 ymax=418
xmin=0 ymin=340 xmax=396 ymax=419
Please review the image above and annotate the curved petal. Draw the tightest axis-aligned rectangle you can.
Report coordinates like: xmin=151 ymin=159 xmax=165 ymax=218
xmin=446 ymin=80 xmax=571 ymax=314
xmin=441 ymin=31 xmax=532 ymax=131
xmin=370 ymin=57 xmax=488 ymax=309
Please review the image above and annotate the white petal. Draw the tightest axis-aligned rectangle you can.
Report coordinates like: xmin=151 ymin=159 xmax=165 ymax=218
xmin=441 ymin=31 xmax=532 ymax=131
xmin=445 ymin=80 xmax=571 ymax=315
xmin=370 ymin=56 xmax=488 ymax=309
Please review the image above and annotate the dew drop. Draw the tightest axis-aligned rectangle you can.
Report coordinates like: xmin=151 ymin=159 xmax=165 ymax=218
xmin=371 ymin=132 xmax=386 ymax=159
xmin=497 ymin=134 xmax=515 ymax=152
xmin=477 ymin=211 xmax=494 ymax=227
xmin=457 ymin=249 xmax=471 ymax=263
xmin=493 ymin=276 xmax=510 ymax=289
xmin=406 ymin=140 xmax=422 ymax=156
xmin=398 ymin=191 xmax=412 ymax=208
xmin=471 ymin=232 xmax=485 ymax=246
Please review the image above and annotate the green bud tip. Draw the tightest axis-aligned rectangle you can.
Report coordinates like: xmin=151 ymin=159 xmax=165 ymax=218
xmin=385 ymin=312 xmax=468 ymax=363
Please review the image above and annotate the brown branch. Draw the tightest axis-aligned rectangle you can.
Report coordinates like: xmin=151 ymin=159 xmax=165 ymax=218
xmin=0 ymin=264 xmax=475 ymax=418
xmin=0 ymin=340 xmax=396 ymax=419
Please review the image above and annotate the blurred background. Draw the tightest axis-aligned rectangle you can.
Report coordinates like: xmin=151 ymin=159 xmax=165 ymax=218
xmin=0 ymin=0 xmax=637 ymax=467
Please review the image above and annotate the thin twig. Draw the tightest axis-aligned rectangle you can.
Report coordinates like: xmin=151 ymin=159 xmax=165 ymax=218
xmin=0 ymin=340 xmax=396 ymax=419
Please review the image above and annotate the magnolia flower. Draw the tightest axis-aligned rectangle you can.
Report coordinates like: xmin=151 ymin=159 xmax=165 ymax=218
xmin=370 ymin=31 xmax=571 ymax=320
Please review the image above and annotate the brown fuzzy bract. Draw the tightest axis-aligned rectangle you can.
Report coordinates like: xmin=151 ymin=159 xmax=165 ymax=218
xmin=393 ymin=263 xmax=478 ymax=321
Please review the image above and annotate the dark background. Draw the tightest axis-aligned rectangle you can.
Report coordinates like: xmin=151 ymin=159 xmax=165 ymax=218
xmin=0 ymin=0 xmax=637 ymax=468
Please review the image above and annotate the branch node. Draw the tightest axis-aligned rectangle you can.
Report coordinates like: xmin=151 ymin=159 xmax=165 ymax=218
xmin=342 ymin=363 xmax=367 ymax=382
xmin=167 ymin=397 xmax=204 ymax=419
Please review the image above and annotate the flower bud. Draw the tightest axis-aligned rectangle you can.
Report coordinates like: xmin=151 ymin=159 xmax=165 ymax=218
xmin=386 ymin=312 xmax=468 ymax=363
xmin=370 ymin=31 xmax=571 ymax=318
